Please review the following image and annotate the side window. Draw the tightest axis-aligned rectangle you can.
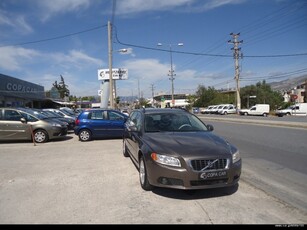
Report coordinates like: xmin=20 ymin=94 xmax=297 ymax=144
xmin=133 ymin=112 xmax=142 ymax=131
xmin=0 ymin=109 xmax=2 ymax=120
xmin=128 ymin=112 xmax=141 ymax=131
xmin=90 ymin=110 xmax=104 ymax=120
xmin=108 ymin=111 xmax=124 ymax=121
xmin=4 ymin=110 xmax=23 ymax=121
xmin=20 ymin=112 xmax=38 ymax=122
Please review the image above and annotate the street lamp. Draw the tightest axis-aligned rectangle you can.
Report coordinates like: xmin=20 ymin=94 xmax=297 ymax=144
xmin=157 ymin=42 xmax=183 ymax=107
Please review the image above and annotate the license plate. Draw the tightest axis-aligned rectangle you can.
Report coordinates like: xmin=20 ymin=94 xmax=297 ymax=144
xmin=200 ymin=171 xmax=227 ymax=180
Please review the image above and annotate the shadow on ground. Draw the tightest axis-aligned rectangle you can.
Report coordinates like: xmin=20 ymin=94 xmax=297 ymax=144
xmin=151 ymin=183 xmax=239 ymax=200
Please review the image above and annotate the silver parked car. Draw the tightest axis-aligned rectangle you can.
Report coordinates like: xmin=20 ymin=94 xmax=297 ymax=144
xmin=0 ymin=107 xmax=68 ymax=143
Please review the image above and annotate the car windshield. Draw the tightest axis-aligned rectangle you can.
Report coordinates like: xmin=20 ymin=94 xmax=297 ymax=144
xmin=19 ymin=108 xmax=48 ymax=120
xmin=144 ymin=113 xmax=209 ymax=132
xmin=60 ymin=107 xmax=75 ymax=116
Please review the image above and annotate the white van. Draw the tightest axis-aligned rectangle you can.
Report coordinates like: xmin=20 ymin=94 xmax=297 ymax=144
xmin=275 ymin=103 xmax=307 ymax=117
xmin=239 ymin=104 xmax=270 ymax=117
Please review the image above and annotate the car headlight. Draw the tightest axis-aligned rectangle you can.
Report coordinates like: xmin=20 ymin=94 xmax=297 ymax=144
xmin=151 ymin=153 xmax=181 ymax=167
xmin=52 ymin=123 xmax=62 ymax=127
xmin=232 ymin=150 xmax=241 ymax=163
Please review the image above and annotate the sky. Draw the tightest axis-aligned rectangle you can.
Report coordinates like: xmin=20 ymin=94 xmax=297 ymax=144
xmin=0 ymin=0 xmax=307 ymax=99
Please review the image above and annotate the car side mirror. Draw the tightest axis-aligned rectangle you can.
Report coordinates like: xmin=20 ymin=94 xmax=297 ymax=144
xmin=125 ymin=122 xmax=138 ymax=132
xmin=207 ymin=124 xmax=214 ymax=131
xmin=20 ymin=117 xmax=27 ymax=124
xmin=129 ymin=125 xmax=138 ymax=132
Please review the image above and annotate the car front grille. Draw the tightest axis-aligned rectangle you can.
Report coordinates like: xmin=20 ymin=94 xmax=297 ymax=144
xmin=190 ymin=178 xmax=228 ymax=186
xmin=190 ymin=158 xmax=228 ymax=171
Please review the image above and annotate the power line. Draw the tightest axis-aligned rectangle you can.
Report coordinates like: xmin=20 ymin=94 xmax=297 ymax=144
xmin=0 ymin=25 xmax=107 ymax=48
xmin=114 ymin=31 xmax=307 ymax=58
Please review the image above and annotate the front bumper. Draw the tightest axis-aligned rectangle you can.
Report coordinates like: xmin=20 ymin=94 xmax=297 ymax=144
xmin=146 ymin=159 xmax=241 ymax=190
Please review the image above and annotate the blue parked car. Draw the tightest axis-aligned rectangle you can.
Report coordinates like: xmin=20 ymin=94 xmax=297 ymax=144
xmin=74 ymin=109 xmax=128 ymax=141
xmin=192 ymin=107 xmax=200 ymax=114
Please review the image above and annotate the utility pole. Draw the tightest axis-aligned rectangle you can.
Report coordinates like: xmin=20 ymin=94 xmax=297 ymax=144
xmin=108 ymin=20 xmax=114 ymax=109
xmin=137 ymin=78 xmax=140 ymax=100
xmin=157 ymin=43 xmax=183 ymax=107
xmin=228 ymin=33 xmax=243 ymax=110
xmin=150 ymin=83 xmax=155 ymax=107
xmin=168 ymin=45 xmax=176 ymax=107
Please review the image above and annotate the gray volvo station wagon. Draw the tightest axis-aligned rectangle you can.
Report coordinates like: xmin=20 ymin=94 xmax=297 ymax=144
xmin=123 ymin=108 xmax=241 ymax=191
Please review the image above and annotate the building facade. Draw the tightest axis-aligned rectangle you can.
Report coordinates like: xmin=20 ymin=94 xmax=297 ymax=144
xmin=0 ymin=73 xmax=45 ymax=108
xmin=153 ymin=93 xmax=190 ymax=108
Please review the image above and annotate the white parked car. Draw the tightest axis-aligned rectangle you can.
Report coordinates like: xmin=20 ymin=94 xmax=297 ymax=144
xmin=219 ymin=105 xmax=237 ymax=115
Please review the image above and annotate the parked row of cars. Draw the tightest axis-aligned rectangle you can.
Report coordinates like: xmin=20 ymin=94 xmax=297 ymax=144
xmin=1 ymin=107 xmax=242 ymax=192
xmin=73 ymin=107 xmax=241 ymax=191
xmin=0 ymin=107 xmax=69 ymax=143
xmin=200 ymin=104 xmax=237 ymax=115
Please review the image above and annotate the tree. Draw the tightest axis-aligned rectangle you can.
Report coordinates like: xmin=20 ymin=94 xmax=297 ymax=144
xmin=194 ymin=85 xmax=222 ymax=107
xmin=240 ymin=81 xmax=283 ymax=110
xmin=116 ymin=96 xmax=120 ymax=104
xmin=53 ymin=75 xmax=70 ymax=99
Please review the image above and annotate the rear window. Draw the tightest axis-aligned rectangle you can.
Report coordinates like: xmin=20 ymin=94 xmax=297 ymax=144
xmin=89 ymin=111 xmax=104 ymax=120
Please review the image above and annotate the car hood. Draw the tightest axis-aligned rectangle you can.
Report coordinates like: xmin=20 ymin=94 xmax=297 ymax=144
xmin=142 ymin=131 xmax=233 ymax=158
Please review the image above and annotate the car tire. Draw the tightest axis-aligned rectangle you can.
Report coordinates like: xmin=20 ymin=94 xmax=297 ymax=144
xmin=123 ymin=138 xmax=129 ymax=157
xmin=79 ymin=129 xmax=92 ymax=142
xmin=139 ymin=156 xmax=153 ymax=191
xmin=244 ymin=112 xmax=248 ymax=116
xmin=34 ymin=129 xmax=49 ymax=143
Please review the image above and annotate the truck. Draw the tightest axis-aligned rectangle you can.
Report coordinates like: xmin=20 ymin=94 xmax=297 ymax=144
xmin=275 ymin=103 xmax=307 ymax=117
xmin=239 ymin=104 xmax=270 ymax=117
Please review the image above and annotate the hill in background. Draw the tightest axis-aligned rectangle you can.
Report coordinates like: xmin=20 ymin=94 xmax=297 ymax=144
xmin=268 ymin=75 xmax=307 ymax=91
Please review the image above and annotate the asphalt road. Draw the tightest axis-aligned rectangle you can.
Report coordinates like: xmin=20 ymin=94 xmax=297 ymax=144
xmin=0 ymin=118 xmax=307 ymax=224
xmin=199 ymin=118 xmax=307 ymax=214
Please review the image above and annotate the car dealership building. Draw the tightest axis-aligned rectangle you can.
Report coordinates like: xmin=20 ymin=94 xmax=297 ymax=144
xmin=0 ymin=73 xmax=45 ymax=108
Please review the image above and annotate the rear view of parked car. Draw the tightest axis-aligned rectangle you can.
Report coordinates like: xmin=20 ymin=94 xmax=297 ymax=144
xmin=0 ymin=108 xmax=68 ymax=143
xmin=74 ymin=109 xmax=128 ymax=141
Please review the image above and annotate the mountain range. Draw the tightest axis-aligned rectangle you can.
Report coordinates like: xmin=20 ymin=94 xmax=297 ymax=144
xmin=268 ymin=75 xmax=307 ymax=92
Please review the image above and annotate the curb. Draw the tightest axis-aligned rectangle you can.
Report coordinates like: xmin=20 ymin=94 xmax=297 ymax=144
xmin=197 ymin=115 xmax=307 ymax=129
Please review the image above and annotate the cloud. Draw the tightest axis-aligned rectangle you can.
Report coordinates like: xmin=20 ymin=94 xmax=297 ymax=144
xmin=116 ymin=0 xmax=246 ymax=15
xmin=0 ymin=10 xmax=33 ymax=35
xmin=122 ymin=58 xmax=169 ymax=80
xmin=202 ymin=0 xmax=246 ymax=11
xmin=50 ymin=50 xmax=103 ymax=68
xmin=0 ymin=47 xmax=40 ymax=71
xmin=37 ymin=0 xmax=91 ymax=21
xmin=116 ymin=0 xmax=193 ymax=14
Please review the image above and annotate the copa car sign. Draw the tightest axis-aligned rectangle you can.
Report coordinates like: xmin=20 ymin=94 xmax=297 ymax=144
xmin=98 ymin=68 xmax=128 ymax=80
